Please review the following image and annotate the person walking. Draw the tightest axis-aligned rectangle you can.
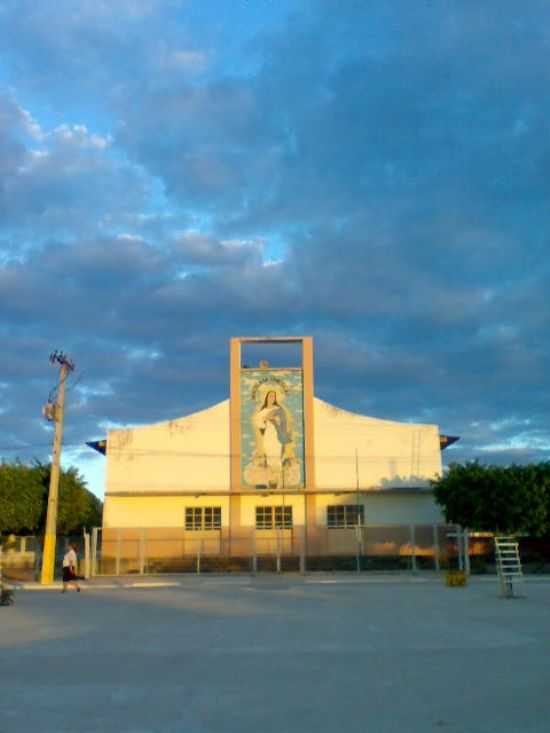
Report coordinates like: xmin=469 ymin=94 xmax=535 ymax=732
xmin=62 ymin=543 xmax=81 ymax=592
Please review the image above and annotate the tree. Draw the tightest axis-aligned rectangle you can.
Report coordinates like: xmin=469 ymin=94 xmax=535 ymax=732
xmin=0 ymin=461 xmax=46 ymax=535
xmin=432 ymin=461 xmax=550 ymax=537
xmin=0 ymin=461 xmax=102 ymax=536
xmin=38 ymin=464 xmax=103 ymax=534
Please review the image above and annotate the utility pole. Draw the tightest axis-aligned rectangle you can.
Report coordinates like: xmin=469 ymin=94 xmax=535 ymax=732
xmin=355 ymin=448 xmax=362 ymax=573
xmin=40 ymin=350 xmax=74 ymax=585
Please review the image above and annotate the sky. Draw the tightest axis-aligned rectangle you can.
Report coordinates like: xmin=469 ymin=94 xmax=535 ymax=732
xmin=1 ymin=0 xmax=550 ymax=500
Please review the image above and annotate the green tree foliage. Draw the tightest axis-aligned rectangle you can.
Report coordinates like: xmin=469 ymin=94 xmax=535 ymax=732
xmin=0 ymin=461 xmax=102 ymax=535
xmin=0 ymin=462 xmax=46 ymax=535
xmin=432 ymin=461 xmax=550 ymax=536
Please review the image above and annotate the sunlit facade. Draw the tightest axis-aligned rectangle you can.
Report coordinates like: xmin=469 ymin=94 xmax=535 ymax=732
xmin=94 ymin=337 xmax=456 ymax=563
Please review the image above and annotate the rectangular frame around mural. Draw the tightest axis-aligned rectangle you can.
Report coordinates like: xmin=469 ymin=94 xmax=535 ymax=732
xmin=230 ymin=337 xmax=315 ymax=492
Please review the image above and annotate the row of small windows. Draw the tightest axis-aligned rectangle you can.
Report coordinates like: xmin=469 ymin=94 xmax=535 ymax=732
xmin=185 ymin=505 xmax=364 ymax=530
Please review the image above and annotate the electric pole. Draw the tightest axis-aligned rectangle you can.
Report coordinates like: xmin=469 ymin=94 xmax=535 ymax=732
xmin=40 ymin=350 xmax=74 ymax=585
xmin=355 ymin=447 xmax=362 ymax=573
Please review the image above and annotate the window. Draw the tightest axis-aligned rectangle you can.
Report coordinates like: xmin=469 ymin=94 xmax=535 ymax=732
xmin=255 ymin=506 xmax=293 ymax=529
xmin=327 ymin=505 xmax=364 ymax=529
xmin=204 ymin=507 xmax=221 ymax=530
xmin=185 ymin=507 xmax=221 ymax=530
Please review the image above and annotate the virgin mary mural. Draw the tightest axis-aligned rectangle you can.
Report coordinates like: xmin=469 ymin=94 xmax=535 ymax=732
xmin=254 ymin=390 xmax=293 ymax=466
xmin=242 ymin=380 xmax=303 ymax=489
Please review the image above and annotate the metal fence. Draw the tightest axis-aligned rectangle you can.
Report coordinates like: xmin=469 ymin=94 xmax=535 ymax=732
xmin=89 ymin=524 xmax=467 ymax=576
xmin=7 ymin=527 xmax=548 ymax=579
xmin=0 ymin=534 xmax=88 ymax=582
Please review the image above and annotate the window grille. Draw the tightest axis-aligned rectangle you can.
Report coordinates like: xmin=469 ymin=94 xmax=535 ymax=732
xmin=327 ymin=505 xmax=364 ymax=529
xmin=256 ymin=506 xmax=293 ymax=530
xmin=185 ymin=507 xmax=221 ymax=530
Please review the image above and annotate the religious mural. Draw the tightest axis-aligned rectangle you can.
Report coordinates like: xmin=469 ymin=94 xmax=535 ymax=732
xmin=240 ymin=369 xmax=304 ymax=489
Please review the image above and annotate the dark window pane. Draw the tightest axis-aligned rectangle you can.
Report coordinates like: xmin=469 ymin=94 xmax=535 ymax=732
xmin=256 ymin=506 xmax=273 ymax=529
xmin=275 ymin=506 xmax=293 ymax=528
xmin=327 ymin=504 xmax=364 ymax=529
xmin=186 ymin=507 xmax=205 ymax=530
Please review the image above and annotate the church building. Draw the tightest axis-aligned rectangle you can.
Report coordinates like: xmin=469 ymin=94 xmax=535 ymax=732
xmin=90 ymin=337 xmax=457 ymax=565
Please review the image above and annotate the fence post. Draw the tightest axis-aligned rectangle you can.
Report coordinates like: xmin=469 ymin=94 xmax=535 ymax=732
xmin=464 ymin=530 xmax=471 ymax=576
xmin=91 ymin=527 xmax=98 ymax=577
xmin=457 ymin=526 xmax=464 ymax=571
xmin=409 ymin=525 xmax=417 ymax=573
xmin=34 ymin=540 xmax=43 ymax=581
xmin=196 ymin=539 xmax=202 ymax=575
xmin=433 ymin=524 xmax=440 ymax=572
xmin=252 ymin=531 xmax=257 ymax=575
xmin=300 ymin=524 xmax=306 ymax=574
xmin=355 ymin=524 xmax=364 ymax=573
xmin=276 ymin=532 xmax=281 ymax=574
xmin=83 ymin=530 xmax=91 ymax=579
xmin=139 ymin=530 xmax=145 ymax=575
xmin=116 ymin=529 xmax=121 ymax=576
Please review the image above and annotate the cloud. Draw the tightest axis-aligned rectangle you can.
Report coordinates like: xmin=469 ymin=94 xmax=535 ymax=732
xmin=115 ymin=79 xmax=276 ymax=207
xmin=1 ymin=1 xmax=550 ymax=497
xmin=0 ymin=0 xmax=204 ymax=110
xmin=174 ymin=232 xmax=264 ymax=267
xmin=0 ymin=94 xmax=150 ymax=244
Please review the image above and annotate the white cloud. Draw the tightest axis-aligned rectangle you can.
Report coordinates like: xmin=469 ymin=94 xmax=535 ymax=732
xmin=157 ymin=47 xmax=208 ymax=74
xmin=479 ymin=433 xmax=550 ymax=453
xmin=116 ymin=233 xmax=144 ymax=242
xmin=18 ymin=103 xmax=44 ymax=140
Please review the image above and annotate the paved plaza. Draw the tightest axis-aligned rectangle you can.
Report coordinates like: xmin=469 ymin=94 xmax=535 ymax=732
xmin=1 ymin=575 xmax=549 ymax=733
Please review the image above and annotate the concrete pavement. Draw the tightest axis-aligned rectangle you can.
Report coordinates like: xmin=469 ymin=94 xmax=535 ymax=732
xmin=1 ymin=575 xmax=549 ymax=732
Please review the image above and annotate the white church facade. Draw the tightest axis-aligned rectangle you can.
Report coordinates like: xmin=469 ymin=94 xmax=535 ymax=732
xmin=91 ymin=337 xmax=457 ymax=567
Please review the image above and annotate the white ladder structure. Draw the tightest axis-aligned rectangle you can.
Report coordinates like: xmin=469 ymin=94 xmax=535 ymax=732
xmin=494 ymin=537 xmax=524 ymax=598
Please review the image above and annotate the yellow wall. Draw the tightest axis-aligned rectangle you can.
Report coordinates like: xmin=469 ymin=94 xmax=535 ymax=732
xmin=104 ymin=491 xmax=442 ymax=529
xmin=104 ymin=494 xmax=308 ymax=528
xmin=103 ymin=495 xmax=231 ymax=528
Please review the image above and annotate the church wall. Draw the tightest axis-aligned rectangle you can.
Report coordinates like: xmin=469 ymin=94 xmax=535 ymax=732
xmin=240 ymin=493 xmax=305 ymax=526
xmin=313 ymin=493 xmax=364 ymax=526
xmin=313 ymin=398 xmax=442 ymax=489
xmin=363 ymin=493 xmax=444 ymax=525
xmin=96 ymin=336 xmax=453 ymax=564
xmin=313 ymin=492 xmax=442 ymax=526
xmin=103 ymin=492 xmax=441 ymax=531
xmin=104 ymin=398 xmax=443 ymax=498
xmin=102 ymin=393 xmax=446 ymax=554
xmin=103 ymin=495 xmax=231 ymax=528
xmin=106 ymin=400 xmax=231 ymax=495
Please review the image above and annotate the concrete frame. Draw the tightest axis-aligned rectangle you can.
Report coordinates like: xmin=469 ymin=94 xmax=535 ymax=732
xmin=229 ymin=337 xmax=316 ymax=555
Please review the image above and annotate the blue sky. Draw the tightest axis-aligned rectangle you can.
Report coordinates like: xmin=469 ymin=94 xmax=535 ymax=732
xmin=1 ymin=0 xmax=550 ymax=499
